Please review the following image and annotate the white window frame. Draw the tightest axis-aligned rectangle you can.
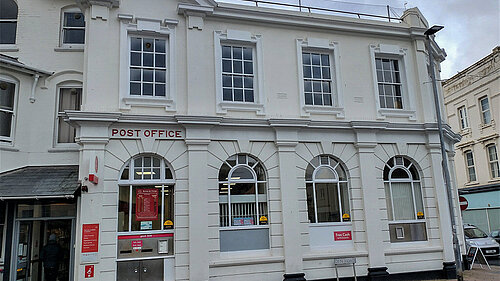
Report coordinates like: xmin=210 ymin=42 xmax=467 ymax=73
xmin=479 ymin=96 xmax=492 ymax=125
xmin=487 ymin=144 xmax=499 ymax=179
xmin=117 ymin=155 xmax=175 ymax=234
xmin=384 ymin=156 xmax=425 ymax=223
xmin=458 ymin=105 xmax=469 ymax=130
xmin=59 ymin=6 xmax=85 ymax=49
xmin=464 ymin=150 xmax=477 ymax=182
xmin=54 ymin=84 xmax=82 ymax=148
xmin=296 ymin=38 xmax=344 ymax=117
xmin=0 ymin=75 xmax=18 ymax=145
xmin=214 ymin=30 xmax=265 ymax=115
xmin=118 ymin=15 xmax=177 ymax=111
xmin=305 ymin=155 xmax=350 ymax=224
xmin=370 ymin=44 xmax=416 ymax=120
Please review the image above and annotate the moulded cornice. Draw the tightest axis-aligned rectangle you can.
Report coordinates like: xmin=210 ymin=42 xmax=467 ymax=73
xmin=177 ymin=3 xmax=214 ymax=16
xmin=268 ymin=119 xmax=310 ymax=127
xmin=76 ymin=0 xmax=119 ymax=8
xmin=175 ymin=115 xmax=222 ymax=125
xmin=210 ymin=3 xmax=415 ymax=38
xmin=118 ymin=114 xmax=177 ymax=124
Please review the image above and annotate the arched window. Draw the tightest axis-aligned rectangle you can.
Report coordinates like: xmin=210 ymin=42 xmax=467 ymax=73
xmin=306 ymin=155 xmax=350 ymax=223
xmin=118 ymin=155 xmax=174 ymax=232
xmin=219 ymin=154 xmax=267 ymax=227
xmin=0 ymin=0 xmax=18 ymax=44
xmin=384 ymin=156 xmax=424 ymax=221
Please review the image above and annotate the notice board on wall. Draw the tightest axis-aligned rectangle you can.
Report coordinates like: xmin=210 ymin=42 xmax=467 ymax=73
xmin=136 ymin=188 xmax=159 ymax=221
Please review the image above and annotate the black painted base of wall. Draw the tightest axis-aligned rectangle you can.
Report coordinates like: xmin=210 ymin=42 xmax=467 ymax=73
xmin=309 ymin=268 xmax=457 ymax=281
xmin=367 ymin=267 xmax=389 ymax=281
xmin=442 ymin=261 xmax=457 ymax=279
xmin=284 ymin=273 xmax=307 ymax=281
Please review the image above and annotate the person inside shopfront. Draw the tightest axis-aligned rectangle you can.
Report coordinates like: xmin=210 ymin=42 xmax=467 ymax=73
xmin=40 ymin=234 xmax=63 ymax=281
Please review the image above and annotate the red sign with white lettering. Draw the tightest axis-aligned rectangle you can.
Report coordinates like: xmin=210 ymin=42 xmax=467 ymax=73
xmin=82 ymin=224 xmax=99 ymax=253
xmin=85 ymin=265 xmax=94 ymax=278
xmin=132 ymin=240 xmax=143 ymax=249
xmin=334 ymin=231 xmax=352 ymax=241
xmin=136 ymin=189 xmax=159 ymax=221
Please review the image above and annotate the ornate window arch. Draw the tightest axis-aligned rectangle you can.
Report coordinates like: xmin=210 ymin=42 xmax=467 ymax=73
xmin=383 ymin=156 xmax=424 ymax=221
xmin=118 ymin=154 xmax=175 ymax=232
xmin=305 ymin=155 xmax=350 ymax=223
xmin=218 ymin=154 xmax=268 ymax=227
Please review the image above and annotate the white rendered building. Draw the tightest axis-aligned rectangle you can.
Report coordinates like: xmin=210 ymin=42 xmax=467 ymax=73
xmin=0 ymin=0 xmax=464 ymax=280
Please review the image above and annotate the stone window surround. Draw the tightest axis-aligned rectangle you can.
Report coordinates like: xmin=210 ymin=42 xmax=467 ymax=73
xmin=214 ymin=30 xmax=265 ymax=115
xmin=369 ymin=44 xmax=416 ymax=120
xmin=0 ymin=74 xmax=18 ymax=145
xmin=296 ymin=38 xmax=344 ymax=118
xmin=58 ymin=5 xmax=85 ymax=50
xmin=118 ymin=15 xmax=177 ymax=111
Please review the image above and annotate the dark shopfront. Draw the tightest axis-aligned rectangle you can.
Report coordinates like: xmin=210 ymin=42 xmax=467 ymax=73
xmin=0 ymin=166 xmax=80 ymax=281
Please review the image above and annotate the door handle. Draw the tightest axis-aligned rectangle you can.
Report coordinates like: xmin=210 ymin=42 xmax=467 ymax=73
xmin=143 ymin=267 xmax=147 ymax=273
xmin=134 ymin=268 xmax=138 ymax=273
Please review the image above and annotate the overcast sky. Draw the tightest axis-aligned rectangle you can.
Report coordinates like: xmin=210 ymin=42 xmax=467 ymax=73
xmin=221 ymin=0 xmax=499 ymax=79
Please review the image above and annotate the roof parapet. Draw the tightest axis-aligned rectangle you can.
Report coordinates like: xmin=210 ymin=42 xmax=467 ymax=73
xmin=401 ymin=7 xmax=429 ymax=29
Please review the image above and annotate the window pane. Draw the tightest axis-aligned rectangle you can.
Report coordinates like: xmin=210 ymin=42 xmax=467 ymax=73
xmin=143 ymin=53 xmax=153 ymax=67
xmin=234 ymin=89 xmax=243 ymax=102
xmin=58 ymin=118 xmax=76 ymax=143
xmin=64 ymin=13 xmax=85 ymax=27
xmin=315 ymin=167 xmax=336 ymax=180
xmin=311 ymin=54 xmax=320 ymax=65
xmin=391 ymin=182 xmax=415 ymax=220
xmin=130 ymin=69 xmax=141 ymax=81
xmin=244 ymin=77 xmax=253 ymax=89
xmin=131 ymin=37 xmax=142 ymax=51
xmin=130 ymin=83 xmax=141 ymax=95
xmin=254 ymin=163 xmax=266 ymax=181
xmin=163 ymin=186 xmax=174 ymax=229
xmin=223 ymin=89 xmax=232 ymax=101
xmin=143 ymin=38 xmax=154 ymax=52
xmin=231 ymin=167 xmax=253 ymax=180
xmin=222 ymin=75 xmax=232 ymax=87
xmin=244 ymin=90 xmax=254 ymax=102
xmin=233 ymin=61 xmax=242 ymax=73
xmin=0 ymin=0 xmax=18 ymax=19
xmin=321 ymin=54 xmax=330 ymax=66
xmin=413 ymin=182 xmax=424 ymax=216
xmin=340 ymin=182 xmax=350 ymax=221
xmin=313 ymin=93 xmax=322 ymax=105
xmin=302 ymin=53 xmax=310 ymax=65
xmin=143 ymin=83 xmax=153 ymax=96
xmin=0 ymin=80 xmax=15 ymax=109
xmin=155 ymin=54 xmax=166 ymax=68
xmin=385 ymin=183 xmax=393 ymax=220
xmin=0 ymin=111 xmax=12 ymax=137
xmin=222 ymin=60 xmax=232 ymax=72
xmin=233 ymin=76 xmax=243 ymax=88
xmin=155 ymin=84 xmax=165 ymax=97
xmin=222 ymin=46 xmax=231 ymax=58
xmin=0 ymin=22 xmax=17 ymax=44
xmin=312 ymin=67 xmax=321 ymax=78
xmin=306 ymin=183 xmax=316 ymax=223
xmin=316 ymin=183 xmax=340 ymax=222
xmin=130 ymin=52 xmax=141 ymax=66
xmin=155 ymin=70 xmax=166 ymax=83
xmin=303 ymin=66 xmax=311 ymax=78
xmin=305 ymin=93 xmax=313 ymax=105
xmin=244 ymin=62 xmax=253 ymax=74
xmin=304 ymin=81 xmax=312 ymax=92
xmin=63 ymin=29 xmax=85 ymax=44
xmin=243 ymin=47 xmax=252 ymax=60
xmin=322 ymin=67 xmax=331 ymax=79
xmin=155 ymin=39 xmax=166 ymax=53
xmin=391 ymin=168 xmax=409 ymax=179
xmin=143 ymin=69 xmax=153 ymax=82
xmin=118 ymin=186 xmax=130 ymax=232
xmin=323 ymin=94 xmax=332 ymax=106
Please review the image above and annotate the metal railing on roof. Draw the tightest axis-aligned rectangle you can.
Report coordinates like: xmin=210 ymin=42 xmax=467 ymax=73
xmin=216 ymin=0 xmax=404 ymax=22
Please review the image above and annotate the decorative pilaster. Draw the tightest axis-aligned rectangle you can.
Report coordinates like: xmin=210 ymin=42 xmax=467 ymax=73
xmin=274 ymin=128 xmax=306 ymax=281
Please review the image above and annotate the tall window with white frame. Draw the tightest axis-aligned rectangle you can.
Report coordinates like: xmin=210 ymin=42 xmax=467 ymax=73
xmin=464 ymin=150 xmax=477 ymax=182
xmin=479 ymin=96 xmax=492 ymax=125
xmin=130 ymin=37 xmax=167 ymax=97
xmin=218 ymin=154 xmax=269 ymax=252
xmin=376 ymin=57 xmax=403 ymax=109
xmin=0 ymin=0 xmax=17 ymax=44
xmin=487 ymin=144 xmax=499 ymax=179
xmin=118 ymin=155 xmax=175 ymax=232
xmin=384 ymin=156 xmax=427 ymax=242
xmin=221 ymin=45 xmax=255 ymax=103
xmin=302 ymin=52 xmax=333 ymax=106
xmin=458 ymin=105 xmax=469 ymax=130
xmin=61 ymin=8 xmax=85 ymax=45
xmin=0 ymin=78 xmax=16 ymax=142
xmin=57 ymin=87 xmax=81 ymax=143
xmin=305 ymin=155 xmax=350 ymax=223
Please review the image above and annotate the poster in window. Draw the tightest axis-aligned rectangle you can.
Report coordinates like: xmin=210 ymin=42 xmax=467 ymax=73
xmin=136 ymin=188 xmax=159 ymax=221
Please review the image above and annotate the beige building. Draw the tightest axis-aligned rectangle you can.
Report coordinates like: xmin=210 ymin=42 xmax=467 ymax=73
xmin=443 ymin=47 xmax=500 ymax=233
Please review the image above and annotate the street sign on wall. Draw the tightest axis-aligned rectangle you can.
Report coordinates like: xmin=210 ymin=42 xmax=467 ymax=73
xmin=459 ymin=196 xmax=468 ymax=211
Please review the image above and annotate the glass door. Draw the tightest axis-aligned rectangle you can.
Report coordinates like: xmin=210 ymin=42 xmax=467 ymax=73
xmin=16 ymin=221 xmax=32 ymax=281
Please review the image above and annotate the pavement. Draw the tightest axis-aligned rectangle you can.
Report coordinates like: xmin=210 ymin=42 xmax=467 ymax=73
xmin=426 ymin=265 xmax=500 ymax=281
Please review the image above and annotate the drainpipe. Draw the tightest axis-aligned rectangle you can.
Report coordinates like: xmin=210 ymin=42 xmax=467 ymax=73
xmin=29 ymin=74 xmax=40 ymax=103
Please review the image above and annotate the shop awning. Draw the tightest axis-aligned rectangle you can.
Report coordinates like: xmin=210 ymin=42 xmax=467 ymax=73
xmin=0 ymin=166 xmax=80 ymax=200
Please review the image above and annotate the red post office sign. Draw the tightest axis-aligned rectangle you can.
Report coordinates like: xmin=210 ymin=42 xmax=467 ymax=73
xmin=82 ymin=224 xmax=99 ymax=253
xmin=132 ymin=240 xmax=143 ymax=250
xmin=334 ymin=231 xmax=352 ymax=241
xmin=84 ymin=265 xmax=94 ymax=278
xmin=136 ymin=189 xmax=159 ymax=221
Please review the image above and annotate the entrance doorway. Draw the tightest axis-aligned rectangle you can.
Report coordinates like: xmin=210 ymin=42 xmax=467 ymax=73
xmin=15 ymin=219 xmax=74 ymax=281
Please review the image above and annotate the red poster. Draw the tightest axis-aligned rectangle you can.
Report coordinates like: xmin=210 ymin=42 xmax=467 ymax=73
xmin=334 ymin=231 xmax=352 ymax=241
xmin=82 ymin=224 xmax=99 ymax=253
xmin=136 ymin=189 xmax=159 ymax=221
xmin=85 ymin=265 xmax=94 ymax=278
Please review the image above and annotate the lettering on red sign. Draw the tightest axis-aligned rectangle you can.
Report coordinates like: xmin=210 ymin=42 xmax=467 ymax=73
xmin=82 ymin=224 xmax=99 ymax=253
xmin=136 ymin=189 xmax=159 ymax=221
xmin=334 ymin=231 xmax=352 ymax=241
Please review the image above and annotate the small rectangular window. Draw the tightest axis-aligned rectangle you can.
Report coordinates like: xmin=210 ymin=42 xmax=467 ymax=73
xmin=465 ymin=150 xmax=477 ymax=182
xmin=375 ymin=58 xmax=403 ymax=109
xmin=458 ymin=106 xmax=469 ymax=130
xmin=221 ymin=45 xmax=255 ymax=103
xmin=62 ymin=12 xmax=85 ymax=44
xmin=302 ymin=52 xmax=333 ymax=106
xmin=487 ymin=145 xmax=499 ymax=179
xmin=129 ymin=37 xmax=167 ymax=97
xmin=479 ymin=96 xmax=492 ymax=125
xmin=57 ymin=88 xmax=81 ymax=143
xmin=0 ymin=79 xmax=16 ymax=142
